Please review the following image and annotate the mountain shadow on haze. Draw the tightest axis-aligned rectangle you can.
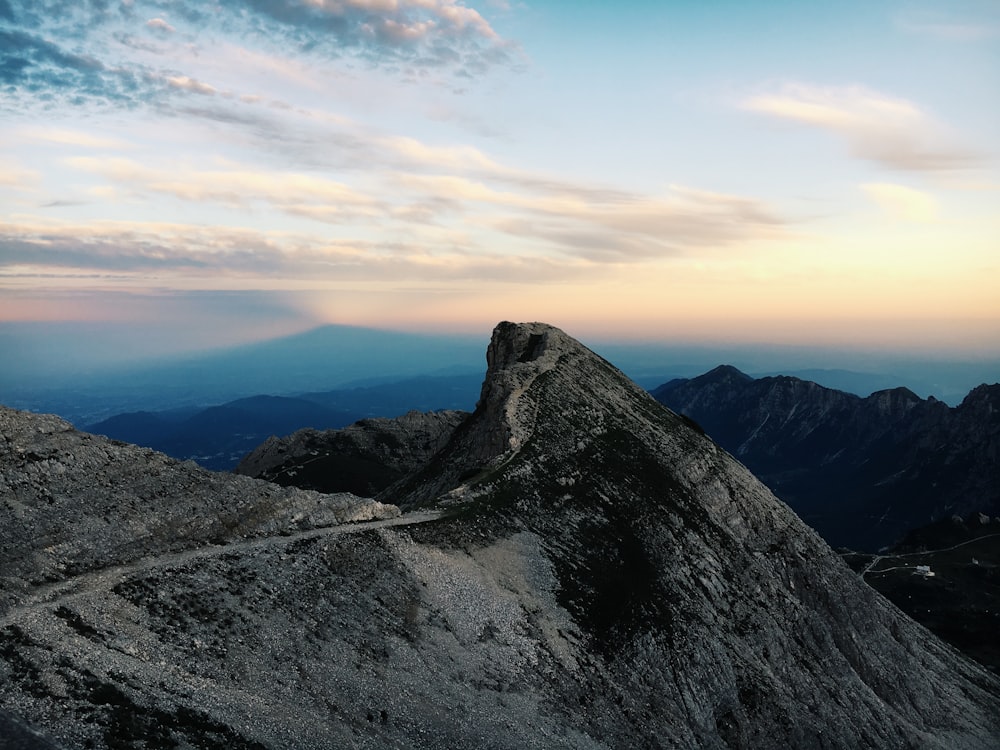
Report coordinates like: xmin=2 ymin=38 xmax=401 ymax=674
xmin=106 ymin=324 xmax=485 ymax=404
xmin=1 ymin=323 xmax=485 ymax=426
xmin=652 ymin=365 xmax=1000 ymax=551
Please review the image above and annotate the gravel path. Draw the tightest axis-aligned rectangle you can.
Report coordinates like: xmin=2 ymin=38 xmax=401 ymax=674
xmin=1 ymin=509 xmax=445 ymax=624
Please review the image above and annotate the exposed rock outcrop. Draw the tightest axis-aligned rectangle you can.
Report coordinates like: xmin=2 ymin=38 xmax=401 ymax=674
xmin=235 ymin=409 xmax=467 ymax=496
xmin=653 ymin=368 xmax=1000 ymax=550
xmin=1 ymin=322 xmax=998 ymax=749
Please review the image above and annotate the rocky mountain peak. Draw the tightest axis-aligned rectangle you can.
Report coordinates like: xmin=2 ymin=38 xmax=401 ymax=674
xmin=234 ymin=409 xmax=469 ymax=497
xmin=391 ymin=323 xmax=1000 ymax=747
xmin=475 ymin=321 xmax=569 ymax=455
xmin=961 ymin=383 xmax=1000 ymax=413
xmin=485 ymin=320 xmax=565 ymax=369
xmin=867 ymin=385 xmax=922 ymax=417
xmin=700 ymin=363 xmax=753 ymax=383
xmin=390 ymin=320 xmax=653 ymax=507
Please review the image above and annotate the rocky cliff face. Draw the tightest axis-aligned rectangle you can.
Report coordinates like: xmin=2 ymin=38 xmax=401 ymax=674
xmin=1 ymin=323 xmax=998 ymax=749
xmin=235 ymin=409 xmax=467 ymax=496
xmin=653 ymin=367 xmax=1000 ymax=550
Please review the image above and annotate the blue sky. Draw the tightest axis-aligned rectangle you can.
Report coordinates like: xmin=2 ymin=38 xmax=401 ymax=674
xmin=1 ymin=0 xmax=998 ymax=359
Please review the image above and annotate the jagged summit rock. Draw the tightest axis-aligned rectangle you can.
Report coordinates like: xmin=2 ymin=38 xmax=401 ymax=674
xmin=1 ymin=322 xmax=998 ymax=749
xmin=962 ymin=383 xmax=1000 ymax=412
xmin=385 ymin=320 xmax=618 ymax=505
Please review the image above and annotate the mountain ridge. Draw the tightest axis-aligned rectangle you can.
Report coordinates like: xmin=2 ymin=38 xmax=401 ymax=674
xmin=653 ymin=367 xmax=1000 ymax=550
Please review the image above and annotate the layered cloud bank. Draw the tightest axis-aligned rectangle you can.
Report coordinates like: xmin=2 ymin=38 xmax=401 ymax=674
xmin=1 ymin=0 xmax=997 ymax=352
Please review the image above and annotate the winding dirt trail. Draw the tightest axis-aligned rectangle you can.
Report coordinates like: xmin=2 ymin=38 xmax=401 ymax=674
xmin=846 ymin=532 xmax=1000 ymax=579
xmin=1 ymin=510 xmax=446 ymax=625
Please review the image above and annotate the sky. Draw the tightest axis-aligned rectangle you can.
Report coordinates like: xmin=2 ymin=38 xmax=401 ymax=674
xmin=1 ymin=0 xmax=999 ymax=363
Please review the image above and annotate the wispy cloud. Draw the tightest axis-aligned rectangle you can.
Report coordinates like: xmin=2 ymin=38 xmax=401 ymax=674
xmin=164 ymin=75 xmax=218 ymax=96
xmin=65 ymin=157 xmax=385 ymax=221
xmin=0 ymin=161 xmax=41 ymax=189
xmin=895 ymin=10 xmax=1000 ymax=41
xmin=392 ymin=174 xmax=788 ymax=261
xmin=192 ymin=99 xmax=789 ymax=258
xmin=48 ymin=105 xmax=790 ymax=260
xmin=0 ymin=218 xmax=594 ymax=285
xmin=145 ymin=18 xmax=176 ymax=35
xmin=861 ymin=183 xmax=939 ymax=222
xmin=743 ymin=83 xmax=982 ymax=172
xmin=224 ymin=0 xmax=512 ymax=70
xmin=19 ymin=127 xmax=135 ymax=150
xmin=5 ymin=90 xmax=793 ymax=277
xmin=0 ymin=27 xmax=152 ymax=109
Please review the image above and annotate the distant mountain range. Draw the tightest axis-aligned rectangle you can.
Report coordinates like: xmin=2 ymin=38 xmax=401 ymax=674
xmin=86 ymin=396 xmax=363 ymax=471
xmin=652 ymin=366 xmax=1000 ymax=551
xmin=85 ymin=374 xmax=483 ymax=470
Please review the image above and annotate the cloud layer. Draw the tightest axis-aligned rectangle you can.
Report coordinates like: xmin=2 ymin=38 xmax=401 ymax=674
xmin=744 ymin=84 xmax=982 ymax=172
xmin=2 ymin=2 xmax=997 ymax=351
xmin=1 ymin=0 xmax=515 ymax=112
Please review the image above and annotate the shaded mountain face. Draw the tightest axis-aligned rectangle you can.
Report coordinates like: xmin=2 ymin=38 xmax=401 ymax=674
xmin=1 ymin=323 xmax=999 ymax=749
xmin=652 ymin=366 xmax=1000 ymax=551
xmin=235 ymin=409 xmax=469 ymax=496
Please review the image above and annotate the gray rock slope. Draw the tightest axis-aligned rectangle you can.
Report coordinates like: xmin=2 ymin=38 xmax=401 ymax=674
xmin=1 ymin=322 xmax=998 ymax=749
xmin=0 ymin=407 xmax=398 ymax=615
xmin=235 ymin=409 xmax=467 ymax=496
